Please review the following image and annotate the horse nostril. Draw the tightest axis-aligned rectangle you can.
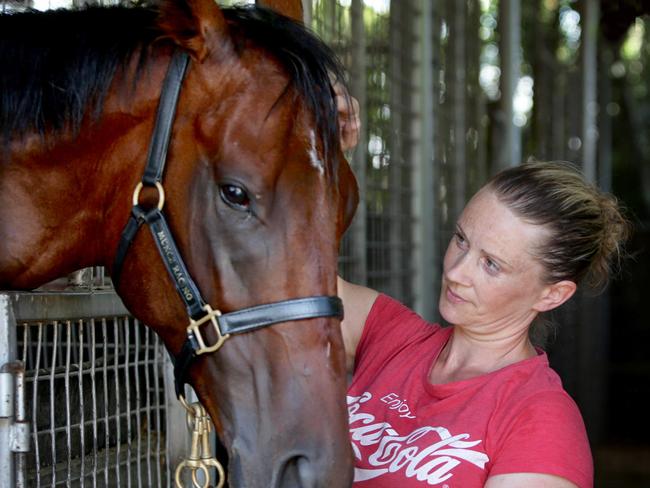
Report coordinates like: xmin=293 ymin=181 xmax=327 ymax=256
xmin=278 ymin=455 xmax=316 ymax=488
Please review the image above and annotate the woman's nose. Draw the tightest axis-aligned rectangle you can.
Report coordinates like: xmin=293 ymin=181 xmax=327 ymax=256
xmin=445 ymin=249 xmax=472 ymax=286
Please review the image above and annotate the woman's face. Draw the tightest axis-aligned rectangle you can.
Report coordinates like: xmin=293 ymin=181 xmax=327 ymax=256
xmin=439 ymin=189 xmax=551 ymax=331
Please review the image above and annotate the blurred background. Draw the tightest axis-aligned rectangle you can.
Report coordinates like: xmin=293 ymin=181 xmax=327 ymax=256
xmin=305 ymin=1 xmax=650 ymax=486
xmin=2 ymin=0 xmax=648 ymax=485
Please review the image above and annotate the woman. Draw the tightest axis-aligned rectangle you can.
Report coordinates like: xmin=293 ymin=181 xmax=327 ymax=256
xmin=338 ymin=161 xmax=630 ymax=487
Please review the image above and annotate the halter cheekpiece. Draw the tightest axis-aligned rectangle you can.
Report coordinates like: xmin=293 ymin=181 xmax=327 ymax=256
xmin=112 ymin=51 xmax=344 ymax=401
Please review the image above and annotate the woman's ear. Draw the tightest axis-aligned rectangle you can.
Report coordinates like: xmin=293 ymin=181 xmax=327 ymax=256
xmin=533 ymin=280 xmax=577 ymax=312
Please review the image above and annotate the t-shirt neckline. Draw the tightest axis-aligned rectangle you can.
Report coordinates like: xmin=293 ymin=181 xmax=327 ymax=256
xmin=422 ymin=327 xmax=549 ymax=398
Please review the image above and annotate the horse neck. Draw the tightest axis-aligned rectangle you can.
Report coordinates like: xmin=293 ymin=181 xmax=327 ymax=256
xmin=0 ymin=124 xmax=139 ymax=289
xmin=0 ymin=43 xmax=177 ymax=291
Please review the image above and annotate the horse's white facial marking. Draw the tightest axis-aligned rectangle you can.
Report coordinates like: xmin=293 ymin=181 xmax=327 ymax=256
xmin=326 ymin=341 xmax=331 ymax=358
xmin=308 ymin=130 xmax=324 ymax=175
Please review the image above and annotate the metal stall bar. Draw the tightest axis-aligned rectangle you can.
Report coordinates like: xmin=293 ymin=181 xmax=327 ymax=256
xmin=347 ymin=0 xmax=369 ymax=285
xmin=577 ymin=0 xmax=607 ymax=444
xmin=0 ymin=295 xmax=21 ymax=488
xmin=413 ymin=0 xmax=437 ymax=321
xmin=0 ymin=291 xmax=187 ymax=488
xmin=388 ymin=0 xmax=405 ymax=301
xmin=449 ymin=0 xmax=468 ymax=222
xmin=389 ymin=0 xmax=418 ymax=305
xmin=496 ymin=0 xmax=522 ymax=169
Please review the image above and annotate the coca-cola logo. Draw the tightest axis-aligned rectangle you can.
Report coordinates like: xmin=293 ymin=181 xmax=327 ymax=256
xmin=348 ymin=392 xmax=489 ymax=485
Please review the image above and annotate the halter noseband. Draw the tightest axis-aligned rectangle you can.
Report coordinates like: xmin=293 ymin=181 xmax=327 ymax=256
xmin=112 ymin=51 xmax=343 ymax=400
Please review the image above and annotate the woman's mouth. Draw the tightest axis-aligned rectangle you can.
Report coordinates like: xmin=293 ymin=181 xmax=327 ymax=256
xmin=446 ymin=285 xmax=467 ymax=304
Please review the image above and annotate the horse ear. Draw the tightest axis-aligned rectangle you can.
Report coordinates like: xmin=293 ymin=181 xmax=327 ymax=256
xmin=157 ymin=0 xmax=231 ymax=62
xmin=256 ymin=0 xmax=304 ymax=22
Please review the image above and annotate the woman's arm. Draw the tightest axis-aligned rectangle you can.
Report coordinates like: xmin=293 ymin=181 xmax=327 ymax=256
xmin=485 ymin=473 xmax=579 ymax=488
xmin=337 ymin=276 xmax=378 ymax=373
xmin=333 ymin=83 xmax=370 ymax=371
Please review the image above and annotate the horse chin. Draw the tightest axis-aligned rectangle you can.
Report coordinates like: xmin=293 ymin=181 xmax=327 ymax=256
xmin=219 ymin=405 xmax=354 ymax=488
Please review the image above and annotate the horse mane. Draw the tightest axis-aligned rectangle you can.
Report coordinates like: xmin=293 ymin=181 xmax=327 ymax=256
xmin=0 ymin=6 xmax=159 ymax=141
xmin=0 ymin=4 xmax=345 ymax=160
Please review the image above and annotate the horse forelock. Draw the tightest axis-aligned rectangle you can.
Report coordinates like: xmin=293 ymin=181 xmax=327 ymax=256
xmin=0 ymin=3 xmax=347 ymax=173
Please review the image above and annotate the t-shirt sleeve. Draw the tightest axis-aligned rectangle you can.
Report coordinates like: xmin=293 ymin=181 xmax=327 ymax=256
xmin=488 ymin=391 xmax=593 ymax=488
xmin=354 ymin=294 xmax=438 ymax=373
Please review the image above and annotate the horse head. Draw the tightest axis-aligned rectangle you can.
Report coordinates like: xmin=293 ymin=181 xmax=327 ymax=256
xmin=0 ymin=0 xmax=357 ymax=486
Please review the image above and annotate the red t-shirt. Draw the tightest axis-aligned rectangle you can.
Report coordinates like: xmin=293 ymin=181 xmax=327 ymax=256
xmin=347 ymin=294 xmax=593 ymax=487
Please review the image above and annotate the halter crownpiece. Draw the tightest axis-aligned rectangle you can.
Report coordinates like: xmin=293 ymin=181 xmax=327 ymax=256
xmin=112 ymin=50 xmax=344 ymax=400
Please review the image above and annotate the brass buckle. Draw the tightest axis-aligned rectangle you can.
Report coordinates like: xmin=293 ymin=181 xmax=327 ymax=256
xmin=187 ymin=304 xmax=230 ymax=355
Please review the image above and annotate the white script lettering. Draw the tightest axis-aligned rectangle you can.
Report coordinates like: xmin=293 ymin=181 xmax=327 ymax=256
xmin=348 ymin=392 xmax=489 ymax=485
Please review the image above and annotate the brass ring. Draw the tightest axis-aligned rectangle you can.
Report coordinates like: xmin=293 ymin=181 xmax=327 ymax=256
xmin=175 ymin=461 xmax=210 ymax=488
xmin=132 ymin=181 xmax=165 ymax=210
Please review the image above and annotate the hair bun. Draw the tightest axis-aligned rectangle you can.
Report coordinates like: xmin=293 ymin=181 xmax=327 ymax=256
xmin=588 ymin=192 xmax=632 ymax=289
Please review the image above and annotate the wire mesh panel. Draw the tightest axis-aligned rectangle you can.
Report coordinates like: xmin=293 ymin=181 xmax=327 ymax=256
xmin=15 ymin=313 xmax=170 ymax=488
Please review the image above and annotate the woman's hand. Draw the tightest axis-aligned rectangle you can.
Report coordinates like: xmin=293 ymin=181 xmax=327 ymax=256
xmin=333 ymin=81 xmax=360 ymax=152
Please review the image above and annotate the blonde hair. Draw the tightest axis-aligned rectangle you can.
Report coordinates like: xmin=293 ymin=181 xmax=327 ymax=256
xmin=486 ymin=161 xmax=631 ymax=289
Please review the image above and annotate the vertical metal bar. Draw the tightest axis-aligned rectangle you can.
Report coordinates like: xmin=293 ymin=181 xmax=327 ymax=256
xmin=325 ymin=0 xmax=336 ymax=43
xmin=16 ymin=323 xmax=29 ymax=488
xmin=113 ymin=320 xmax=121 ymax=487
xmin=13 ymin=364 xmax=27 ymax=488
xmin=497 ymin=0 xmax=521 ymax=168
xmin=78 ymin=320 xmax=86 ymax=488
xmin=33 ymin=324 xmax=43 ymax=488
xmin=581 ymin=0 xmax=599 ymax=183
xmin=413 ymin=0 xmax=436 ymax=321
xmin=349 ymin=0 xmax=368 ymax=285
xmin=143 ymin=328 xmax=153 ymax=486
xmin=124 ymin=319 xmax=132 ymax=488
xmin=578 ymin=0 xmax=604 ymax=443
xmin=301 ymin=0 xmax=311 ymax=25
xmin=448 ymin=0 xmax=467 ymax=221
xmin=0 ymin=295 xmax=17 ymax=488
xmin=65 ymin=320 xmax=72 ymax=488
xmin=466 ymin=0 xmax=485 ymax=193
xmin=154 ymin=339 xmax=164 ymax=487
xmin=134 ymin=321 xmax=142 ymax=488
xmin=89 ymin=319 xmax=98 ymax=488
xmin=102 ymin=319 xmax=110 ymax=488
xmin=388 ymin=0 xmax=403 ymax=299
xmin=50 ymin=321 xmax=58 ymax=487
xmin=598 ymin=46 xmax=613 ymax=193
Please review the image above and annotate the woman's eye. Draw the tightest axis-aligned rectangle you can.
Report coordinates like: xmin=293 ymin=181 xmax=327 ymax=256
xmin=484 ymin=258 xmax=500 ymax=274
xmin=220 ymin=184 xmax=250 ymax=210
xmin=454 ymin=231 xmax=467 ymax=248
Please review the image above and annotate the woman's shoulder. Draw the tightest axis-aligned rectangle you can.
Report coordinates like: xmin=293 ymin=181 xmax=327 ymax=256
xmin=507 ymin=351 xmax=570 ymax=397
xmin=489 ymin=356 xmax=589 ymax=453
xmin=487 ymin=381 xmax=592 ymax=487
xmin=484 ymin=351 xmax=577 ymax=411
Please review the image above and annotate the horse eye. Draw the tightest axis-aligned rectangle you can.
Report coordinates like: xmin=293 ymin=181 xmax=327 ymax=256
xmin=219 ymin=184 xmax=250 ymax=210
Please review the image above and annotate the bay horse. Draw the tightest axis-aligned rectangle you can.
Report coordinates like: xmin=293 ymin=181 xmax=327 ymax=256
xmin=0 ymin=0 xmax=358 ymax=486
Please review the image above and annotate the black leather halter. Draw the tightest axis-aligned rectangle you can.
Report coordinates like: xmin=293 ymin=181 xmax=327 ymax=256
xmin=112 ymin=51 xmax=343 ymax=400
